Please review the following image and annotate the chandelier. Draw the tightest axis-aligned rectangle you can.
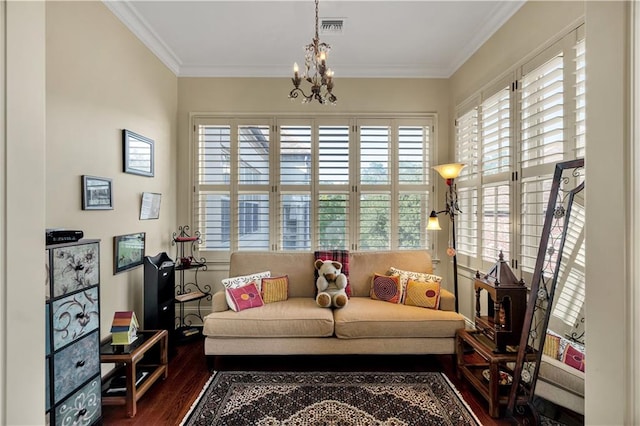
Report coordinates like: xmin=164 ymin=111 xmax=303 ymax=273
xmin=289 ymin=0 xmax=337 ymax=105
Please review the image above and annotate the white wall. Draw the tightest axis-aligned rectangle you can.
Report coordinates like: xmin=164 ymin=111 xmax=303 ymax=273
xmin=46 ymin=1 xmax=178 ymax=332
xmin=1 ymin=1 xmax=47 ymax=424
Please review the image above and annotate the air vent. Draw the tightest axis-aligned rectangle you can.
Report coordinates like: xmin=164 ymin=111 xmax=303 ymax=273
xmin=320 ymin=19 xmax=344 ymax=35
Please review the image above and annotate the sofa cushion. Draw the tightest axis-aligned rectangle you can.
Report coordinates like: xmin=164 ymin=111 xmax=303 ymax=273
xmin=222 ymin=270 xmax=271 ymax=310
xmin=333 ymin=297 xmax=464 ymax=339
xmin=538 ymin=354 xmax=585 ymax=397
xmin=203 ymin=298 xmax=334 ymax=338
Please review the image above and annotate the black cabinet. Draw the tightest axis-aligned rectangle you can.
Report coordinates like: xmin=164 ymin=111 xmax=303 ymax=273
xmin=143 ymin=252 xmax=175 ymax=349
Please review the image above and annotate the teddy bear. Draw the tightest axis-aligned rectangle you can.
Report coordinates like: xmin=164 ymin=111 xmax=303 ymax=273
xmin=314 ymin=259 xmax=348 ymax=309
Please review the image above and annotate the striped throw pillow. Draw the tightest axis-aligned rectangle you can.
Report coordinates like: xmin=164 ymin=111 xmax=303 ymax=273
xmin=261 ymin=275 xmax=289 ymax=303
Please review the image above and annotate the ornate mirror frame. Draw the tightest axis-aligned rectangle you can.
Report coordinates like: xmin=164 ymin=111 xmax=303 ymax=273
xmin=507 ymin=158 xmax=585 ymax=419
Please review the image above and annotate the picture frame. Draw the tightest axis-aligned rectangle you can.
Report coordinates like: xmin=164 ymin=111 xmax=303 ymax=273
xmin=81 ymin=175 xmax=113 ymax=210
xmin=123 ymin=129 xmax=154 ymax=177
xmin=113 ymin=232 xmax=146 ymax=274
xmin=140 ymin=192 xmax=162 ymax=220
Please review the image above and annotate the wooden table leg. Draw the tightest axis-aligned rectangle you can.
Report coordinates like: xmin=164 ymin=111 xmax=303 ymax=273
xmin=455 ymin=332 xmax=464 ymax=380
xmin=126 ymin=361 xmax=137 ymax=417
xmin=488 ymin=360 xmax=499 ymax=417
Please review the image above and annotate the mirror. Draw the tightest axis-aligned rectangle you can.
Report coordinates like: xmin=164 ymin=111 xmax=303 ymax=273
xmin=123 ymin=129 xmax=154 ymax=177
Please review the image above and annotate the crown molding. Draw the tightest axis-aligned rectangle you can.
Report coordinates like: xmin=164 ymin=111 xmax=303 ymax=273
xmin=102 ymin=0 xmax=182 ymax=75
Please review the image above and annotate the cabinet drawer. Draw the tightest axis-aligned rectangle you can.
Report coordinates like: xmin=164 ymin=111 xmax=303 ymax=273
xmin=51 ymin=287 xmax=99 ymax=351
xmin=53 ymin=332 xmax=100 ymax=403
xmin=51 ymin=242 xmax=99 ymax=298
xmin=55 ymin=374 xmax=101 ymax=426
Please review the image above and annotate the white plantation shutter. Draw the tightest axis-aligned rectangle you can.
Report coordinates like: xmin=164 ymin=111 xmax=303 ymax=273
xmin=455 ymin=108 xmax=479 ymax=183
xmin=196 ymin=124 xmax=231 ymax=251
xmin=359 ymin=193 xmax=391 ymax=250
xmin=520 ymin=54 xmax=565 ymax=169
xmin=360 ymin=126 xmax=390 ymax=185
xmin=574 ymin=38 xmax=586 ymax=159
xmin=479 ymin=86 xmax=511 ymax=263
xmin=481 ymin=87 xmax=511 ymax=176
xmin=279 ymin=124 xmax=312 ymax=250
xmin=456 ymin=187 xmax=478 ymax=257
xmin=238 ymin=125 xmax=269 ymax=185
xmin=520 ymin=176 xmax=552 ymax=271
xmin=481 ymin=184 xmax=510 ymax=261
xmin=193 ymin=116 xmax=433 ymax=255
xmin=398 ymin=126 xmax=428 ymax=184
xmin=552 ymin=200 xmax=586 ymax=327
xmin=318 ymin=125 xmax=349 ymax=185
xmin=317 ymin=125 xmax=350 ymax=250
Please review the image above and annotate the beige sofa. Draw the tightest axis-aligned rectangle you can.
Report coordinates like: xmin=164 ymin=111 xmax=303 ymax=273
xmin=203 ymin=250 xmax=465 ymax=357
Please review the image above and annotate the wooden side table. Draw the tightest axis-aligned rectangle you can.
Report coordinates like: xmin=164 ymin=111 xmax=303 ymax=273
xmin=100 ymin=329 xmax=168 ymax=417
xmin=456 ymin=328 xmax=536 ymax=417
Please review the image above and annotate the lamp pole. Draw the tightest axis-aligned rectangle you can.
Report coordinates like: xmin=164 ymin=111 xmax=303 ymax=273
xmin=447 ymin=181 xmax=460 ymax=313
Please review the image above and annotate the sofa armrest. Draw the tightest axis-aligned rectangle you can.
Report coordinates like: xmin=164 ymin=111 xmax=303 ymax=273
xmin=211 ymin=290 xmax=230 ymax=312
xmin=439 ymin=289 xmax=456 ymax=311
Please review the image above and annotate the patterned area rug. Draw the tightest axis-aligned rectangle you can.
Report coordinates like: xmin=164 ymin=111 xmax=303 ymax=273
xmin=181 ymin=371 xmax=481 ymax=426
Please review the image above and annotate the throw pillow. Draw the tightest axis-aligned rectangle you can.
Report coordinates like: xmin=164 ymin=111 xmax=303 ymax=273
xmin=543 ymin=332 xmax=561 ymax=359
xmin=370 ymin=274 xmax=402 ymax=304
xmin=261 ymin=275 xmax=289 ymax=304
xmin=226 ymin=282 xmax=264 ymax=312
xmin=314 ymin=250 xmax=351 ymax=297
xmin=561 ymin=344 xmax=585 ymax=372
xmin=222 ymin=270 xmax=270 ymax=311
xmin=389 ymin=267 xmax=442 ymax=303
xmin=404 ymin=279 xmax=441 ymax=309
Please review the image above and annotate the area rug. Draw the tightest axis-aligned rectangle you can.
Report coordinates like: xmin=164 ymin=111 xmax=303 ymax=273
xmin=181 ymin=371 xmax=481 ymax=426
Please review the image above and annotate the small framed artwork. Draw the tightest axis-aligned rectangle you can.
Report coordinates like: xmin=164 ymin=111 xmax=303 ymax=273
xmin=114 ymin=232 xmax=146 ymax=274
xmin=140 ymin=192 xmax=162 ymax=220
xmin=81 ymin=175 xmax=113 ymax=210
xmin=123 ymin=129 xmax=154 ymax=177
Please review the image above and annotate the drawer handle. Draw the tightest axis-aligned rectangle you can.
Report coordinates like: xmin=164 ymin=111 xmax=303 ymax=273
xmin=76 ymin=360 xmax=85 ymax=368
xmin=77 ymin=408 xmax=87 ymax=417
xmin=76 ymin=312 xmax=85 ymax=319
xmin=162 ymin=306 xmax=168 ymax=311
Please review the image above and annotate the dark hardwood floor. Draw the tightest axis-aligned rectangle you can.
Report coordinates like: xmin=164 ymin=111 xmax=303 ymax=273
xmin=101 ymin=336 xmax=582 ymax=425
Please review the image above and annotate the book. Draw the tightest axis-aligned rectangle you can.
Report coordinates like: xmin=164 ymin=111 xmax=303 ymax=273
xmin=106 ymin=370 xmax=150 ymax=394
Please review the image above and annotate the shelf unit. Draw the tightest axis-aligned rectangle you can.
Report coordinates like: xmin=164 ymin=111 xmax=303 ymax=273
xmin=171 ymin=225 xmax=211 ymax=340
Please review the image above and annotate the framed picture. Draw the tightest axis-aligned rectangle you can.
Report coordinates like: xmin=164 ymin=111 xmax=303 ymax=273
xmin=114 ymin=232 xmax=146 ymax=274
xmin=123 ymin=129 xmax=154 ymax=177
xmin=81 ymin=175 xmax=113 ymax=210
xmin=140 ymin=192 xmax=162 ymax=220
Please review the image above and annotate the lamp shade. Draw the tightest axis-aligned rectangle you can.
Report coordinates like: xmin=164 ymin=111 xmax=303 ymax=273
xmin=426 ymin=211 xmax=442 ymax=231
xmin=433 ymin=163 xmax=466 ymax=180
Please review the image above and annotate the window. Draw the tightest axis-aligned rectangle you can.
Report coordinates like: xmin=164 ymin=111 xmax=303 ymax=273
xmin=194 ymin=117 xmax=434 ymax=257
xmin=454 ymin=26 xmax=586 ymax=332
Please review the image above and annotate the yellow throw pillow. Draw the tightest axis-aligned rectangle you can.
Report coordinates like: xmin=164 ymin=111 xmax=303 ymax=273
xmin=404 ymin=279 xmax=441 ymax=309
xmin=261 ymin=275 xmax=289 ymax=304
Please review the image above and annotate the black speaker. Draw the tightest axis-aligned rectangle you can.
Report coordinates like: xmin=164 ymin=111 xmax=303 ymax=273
xmin=144 ymin=252 xmax=175 ymax=351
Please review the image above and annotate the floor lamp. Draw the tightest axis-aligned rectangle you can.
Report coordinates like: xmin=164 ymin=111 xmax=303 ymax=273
xmin=427 ymin=163 xmax=466 ymax=313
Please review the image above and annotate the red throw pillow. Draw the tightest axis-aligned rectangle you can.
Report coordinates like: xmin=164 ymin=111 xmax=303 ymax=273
xmin=561 ymin=344 xmax=585 ymax=372
xmin=314 ymin=250 xmax=351 ymax=297
xmin=226 ymin=282 xmax=264 ymax=312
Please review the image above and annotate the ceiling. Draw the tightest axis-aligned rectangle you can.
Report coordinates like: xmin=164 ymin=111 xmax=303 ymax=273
xmin=104 ymin=0 xmax=525 ymax=78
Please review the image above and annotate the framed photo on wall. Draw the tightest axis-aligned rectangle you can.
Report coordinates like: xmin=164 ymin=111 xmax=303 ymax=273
xmin=123 ymin=129 xmax=154 ymax=177
xmin=140 ymin=192 xmax=162 ymax=220
xmin=113 ymin=232 xmax=146 ymax=274
xmin=81 ymin=175 xmax=113 ymax=210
